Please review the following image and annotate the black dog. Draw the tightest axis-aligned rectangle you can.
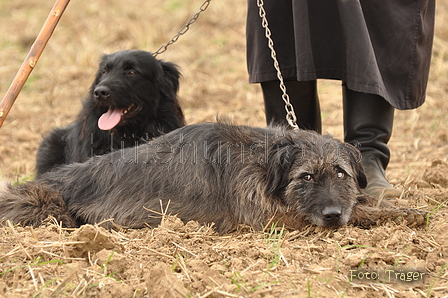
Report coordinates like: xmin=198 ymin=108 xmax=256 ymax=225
xmin=36 ymin=50 xmax=185 ymax=176
xmin=0 ymin=123 xmax=427 ymax=233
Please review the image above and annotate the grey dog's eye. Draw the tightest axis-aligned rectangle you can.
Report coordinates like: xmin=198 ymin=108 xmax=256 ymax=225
xmin=302 ymin=174 xmax=313 ymax=182
xmin=337 ymin=171 xmax=346 ymax=179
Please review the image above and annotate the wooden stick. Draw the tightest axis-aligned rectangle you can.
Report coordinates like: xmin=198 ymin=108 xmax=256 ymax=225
xmin=0 ymin=0 xmax=71 ymax=128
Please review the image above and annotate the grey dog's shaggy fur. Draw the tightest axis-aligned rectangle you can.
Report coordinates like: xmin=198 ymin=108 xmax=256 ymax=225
xmin=0 ymin=123 xmax=427 ymax=233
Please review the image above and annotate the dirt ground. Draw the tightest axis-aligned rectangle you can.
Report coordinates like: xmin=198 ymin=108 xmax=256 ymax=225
xmin=0 ymin=0 xmax=448 ymax=297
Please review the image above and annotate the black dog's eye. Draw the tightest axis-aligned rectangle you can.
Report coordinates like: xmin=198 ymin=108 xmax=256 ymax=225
xmin=127 ymin=69 xmax=138 ymax=76
xmin=302 ymin=174 xmax=314 ymax=182
xmin=101 ymin=70 xmax=107 ymax=75
xmin=337 ymin=171 xmax=346 ymax=179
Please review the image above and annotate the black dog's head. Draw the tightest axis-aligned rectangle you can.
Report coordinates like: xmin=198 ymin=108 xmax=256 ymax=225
xmin=89 ymin=50 xmax=184 ymax=132
xmin=265 ymin=130 xmax=367 ymax=228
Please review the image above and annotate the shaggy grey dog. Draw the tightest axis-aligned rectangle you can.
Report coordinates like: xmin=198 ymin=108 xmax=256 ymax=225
xmin=0 ymin=123 xmax=426 ymax=233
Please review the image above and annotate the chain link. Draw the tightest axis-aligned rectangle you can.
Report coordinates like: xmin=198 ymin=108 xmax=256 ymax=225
xmin=153 ymin=0 xmax=298 ymax=129
xmin=256 ymin=0 xmax=299 ymax=130
xmin=153 ymin=0 xmax=212 ymax=57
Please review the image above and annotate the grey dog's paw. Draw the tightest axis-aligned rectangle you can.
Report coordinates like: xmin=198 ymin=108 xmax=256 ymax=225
xmin=349 ymin=205 xmax=429 ymax=228
xmin=392 ymin=208 xmax=428 ymax=227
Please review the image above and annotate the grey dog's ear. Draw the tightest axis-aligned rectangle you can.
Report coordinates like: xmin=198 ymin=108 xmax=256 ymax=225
xmin=356 ymin=164 xmax=367 ymax=189
xmin=266 ymin=139 xmax=301 ymax=195
xmin=342 ymin=142 xmax=367 ymax=189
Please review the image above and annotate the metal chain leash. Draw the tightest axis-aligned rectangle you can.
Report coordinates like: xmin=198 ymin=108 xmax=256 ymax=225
xmin=256 ymin=0 xmax=299 ymax=130
xmin=153 ymin=0 xmax=212 ymax=57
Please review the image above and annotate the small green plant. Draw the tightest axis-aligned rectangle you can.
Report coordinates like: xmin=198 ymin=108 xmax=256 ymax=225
xmin=99 ymin=250 xmax=114 ymax=273
xmin=426 ymin=198 xmax=448 ymax=231
xmin=254 ymin=281 xmax=281 ymax=293
xmin=316 ymin=275 xmax=334 ymax=284
xmin=392 ymin=245 xmax=411 ymax=268
xmin=339 ymin=287 xmax=348 ymax=298
xmin=0 ymin=256 xmax=63 ymax=275
xmin=12 ymin=173 xmax=34 ymax=186
xmin=264 ymin=219 xmax=285 ymax=271
xmin=171 ymin=260 xmax=179 ymax=273
xmin=229 ymin=271 xmax=279 ymax=294
xmin=357 ymin=255 xmax=370 ymax=269
xmin=287 ymin=277 xmax=296 ymax=291
xmin=306 ymin=279 xmax=313 ymax=298
xmin=31 ymin=278 xmax=57 ymax=298
xmin=426 ymin=262 xmax=448 ymax=297
xmin=229 ymin=271 xmax=247 ymax=293
xmin=99 ymin=251 xmax=119 ymax=280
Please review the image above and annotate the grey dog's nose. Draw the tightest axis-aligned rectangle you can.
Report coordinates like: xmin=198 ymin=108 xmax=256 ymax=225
xmin=94 ymin=86 xmax=111 ymax=100
xmin=322 ymin=206 xmax=342 ymax=223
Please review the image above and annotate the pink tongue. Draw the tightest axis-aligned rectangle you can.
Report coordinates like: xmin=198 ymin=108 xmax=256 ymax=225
xmin=98 ymin=107 xmax=124 ymax=130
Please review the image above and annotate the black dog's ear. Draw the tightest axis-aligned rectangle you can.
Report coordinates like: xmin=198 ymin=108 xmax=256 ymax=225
xmin=160 ymin=61 xmax=181 ymax=92
xmin=266 ymin=139 xmax=302 ymax=195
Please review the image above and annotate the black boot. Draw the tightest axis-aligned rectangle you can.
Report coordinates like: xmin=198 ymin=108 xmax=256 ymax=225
xmin=343 ymin=84 xmax=402 ymax=199
xmin=261 ymin=80 xmax=322 ymax=133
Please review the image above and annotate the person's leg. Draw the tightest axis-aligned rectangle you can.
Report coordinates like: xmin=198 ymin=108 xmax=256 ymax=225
xmin=261 ymin=80 xmax=322 ymax=133
xmin=342 ymin=83 xmax=402 ymax=199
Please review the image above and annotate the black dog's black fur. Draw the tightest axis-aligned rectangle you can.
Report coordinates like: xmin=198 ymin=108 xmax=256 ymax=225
xmin=36 ymin=50 xmax=185 ymax=176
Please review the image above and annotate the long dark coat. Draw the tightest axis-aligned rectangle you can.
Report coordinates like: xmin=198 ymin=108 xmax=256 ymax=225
xmin=246 ymin=0 xmax=435 ymax=110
